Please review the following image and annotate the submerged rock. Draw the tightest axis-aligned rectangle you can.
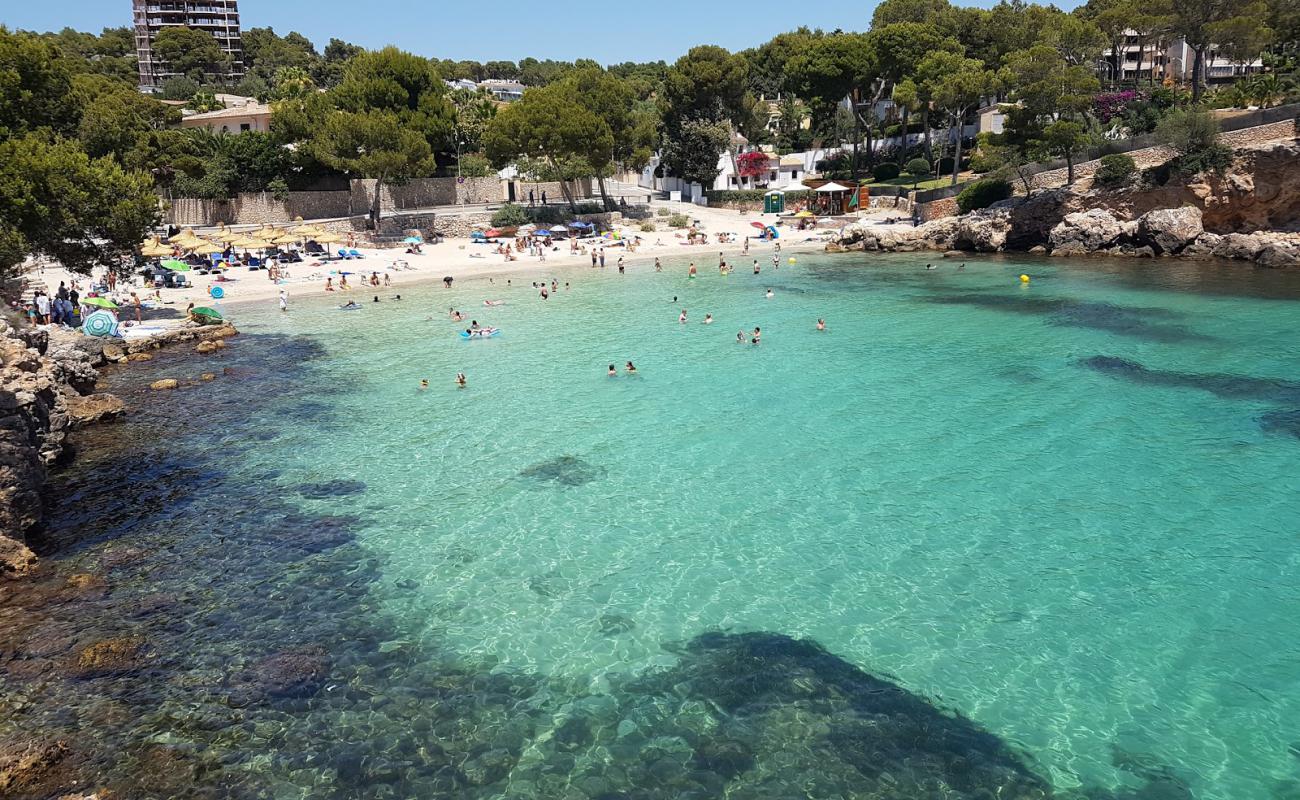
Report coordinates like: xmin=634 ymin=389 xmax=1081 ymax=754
xmin=148 ymin=379 xmax=178 ymax=391
xmin=0 ymin=738 xmax=79 ymax=799
xmin=520 ymin=455 xmax=604 ymax=487
xmin=63 ymin=393 xmax=125 ymax=428
xmin=248 ymin=646 xmax=332 ymax=698
xmin=70 ymin=636 xmax=148 ymax=678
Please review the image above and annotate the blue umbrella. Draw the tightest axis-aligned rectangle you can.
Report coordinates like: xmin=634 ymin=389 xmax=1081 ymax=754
xmin=81 ymin=310 xmax=119 ymax=338
xmin=534 ymin=229 xmax=553 ymax=236
xmin=568 ymin=221 xmax=594 ymax=229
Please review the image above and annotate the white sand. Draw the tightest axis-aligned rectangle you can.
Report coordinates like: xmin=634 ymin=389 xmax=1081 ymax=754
xmin=25 ymin=206 xmax=914 ymax=320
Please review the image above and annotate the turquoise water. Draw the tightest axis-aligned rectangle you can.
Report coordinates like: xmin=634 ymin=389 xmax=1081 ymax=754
xmin=227 ymin=253 xmax=1299 ymax=799
xmin=8 ymin=252 xmax=1300 ymax=799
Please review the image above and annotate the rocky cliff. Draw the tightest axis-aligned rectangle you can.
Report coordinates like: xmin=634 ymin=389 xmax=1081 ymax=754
xmin=834 ymin=140 xmax=1300 ymax=268
xmin=0 ymin=322 xmax=239 ymax=577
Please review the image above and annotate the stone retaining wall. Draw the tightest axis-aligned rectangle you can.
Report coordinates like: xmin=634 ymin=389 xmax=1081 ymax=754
xmin=1029 ymin=119 xmax=1297 ymax=189
xmin=914 ymin=196 xmax=959 ymax=223
xmin=166 ymin=178 xmax=505 ymax=227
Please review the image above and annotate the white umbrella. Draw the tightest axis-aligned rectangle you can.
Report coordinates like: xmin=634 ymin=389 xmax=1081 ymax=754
xmin=816 ymin=182 xmax=854 ymax=193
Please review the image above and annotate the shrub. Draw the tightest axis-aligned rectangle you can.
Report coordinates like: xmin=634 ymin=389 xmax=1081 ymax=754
xmin=574 ymin=202 xmax=603 ymax=214
xmin=640 ymin=221 xmax=657 ymax=232
xmin=904 ymin=157 xmax=932 ymax=185
xmin=1156 ymin=110 xmax=1233 ymax=177
xmin=527 ymin=206 xmax=565 ymax=225
xmin=871 ymin=162 xmax=901 ymax=181
xmin=1094 ymin=153 xmax=1136 ymax=188
xmin=966 ymin=152 xmax=997 ymax=174
xmin=703 ymin=189 xmax=812 ymax=205
xmin=267 ymin=177 xmax=290 ymax=202
xmin=667 ymin=213 xmax=690 ymax=228
xmin=956 ymin=178 xmax=1013 ymax=213
xmin=656 ymin=208 xmax=671 ymax=217
xmin=458 ymin=154 xmax=494 ymax=178
xmin=491 ymin=203 xmax=529 ymax=228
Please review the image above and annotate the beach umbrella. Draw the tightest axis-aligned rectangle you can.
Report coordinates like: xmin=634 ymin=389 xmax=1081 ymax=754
xmin=192 ymin=306 xmax=223 ymax=321
xmin=750 ymin=221 xmax=768 ymax=229
xmin=81 ymin=310 xmax=120 ymax=338
xmin=403 ymin=236 xmax=424 ymax=244
xmin=140 ymin=237 xmax=172 ymax=257
xmin=169 ymin=228 xmax=202 ymax=245
xmin=161 ymin=258 xmax=190 ymax=271
xmin=268 ymin=231 xmax=300 ymax=245
xmin=315 ymin=232 xmax=344 ymax=244
xmin=83 ymin=296 xmax=119 ymax=310
xmin=534 ymin=229 xmax=553 ymax=236
xmin=188 ymin=240 xmax=223 ymax=256
xmin=485 ymin=229 xmax=503 ymax=237
xmin=227 ymin=234 xmax=264 ymax=249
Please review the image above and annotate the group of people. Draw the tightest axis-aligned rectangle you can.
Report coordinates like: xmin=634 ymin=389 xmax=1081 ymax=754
xmin=25 ymin=282 xmax=81 ymax=326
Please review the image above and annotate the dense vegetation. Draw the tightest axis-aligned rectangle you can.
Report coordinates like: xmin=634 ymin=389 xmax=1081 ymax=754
xmin=2 ymin=0 xmax=1296 ymax=272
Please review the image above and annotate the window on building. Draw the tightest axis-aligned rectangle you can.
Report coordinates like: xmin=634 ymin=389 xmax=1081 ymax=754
xmin=770 ymin=171 xmax=777 ymax=181
xmin=240 ymin=123 xmax=251 ymax=132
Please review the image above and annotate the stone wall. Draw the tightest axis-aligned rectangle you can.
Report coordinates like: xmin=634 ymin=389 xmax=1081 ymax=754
xmin=914 ymin=196 xmax=959 ymax=222
xmin=868 ymin=195 xmax=912 ymax=212
xmin=432 ymin=213 xmax=495 ymax=238
xmin=165 ymin=178 xmax=506 ymax=227
xmin=350 ymin=177 xmax=504 ymax=215
xmin=1029 ymin=119 xmax=1297 ymax=190
xmin=510 ymin=179 xmax=593 ymax=204
xmin=166 ymin=191 xmax=352 ymax=226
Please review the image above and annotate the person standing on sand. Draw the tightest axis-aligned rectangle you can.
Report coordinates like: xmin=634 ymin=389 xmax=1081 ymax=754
xmin=130 ymin=292 xmax=142 ymax=323
xmin=106 ymin=270 xmax=117 ymax=292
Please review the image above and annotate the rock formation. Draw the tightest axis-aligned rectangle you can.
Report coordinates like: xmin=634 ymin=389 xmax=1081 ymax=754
xmin=833 ymin=140 xmax=1300 ymax=267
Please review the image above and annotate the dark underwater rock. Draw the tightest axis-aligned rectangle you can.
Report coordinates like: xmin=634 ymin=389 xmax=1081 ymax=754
xmin=248 ymin=646 xmax=332 ymax=698
xmin=296 ymin=479 xmax=367 ymax=499
xmin=69 ymin=636 xmax=148 ymax=678
xmin=520 ymin=455 xmax=604 ymax=487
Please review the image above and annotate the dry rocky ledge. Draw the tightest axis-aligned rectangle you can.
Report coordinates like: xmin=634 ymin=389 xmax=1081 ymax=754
xmin=833 ymin=140 xmax=1300 ymax=268
xmin=0 ymin=321 xmax=238 ymax=577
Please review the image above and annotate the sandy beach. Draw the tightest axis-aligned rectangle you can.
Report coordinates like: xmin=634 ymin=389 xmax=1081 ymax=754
xmin=23 ymin=206 xmax=917 ymax=322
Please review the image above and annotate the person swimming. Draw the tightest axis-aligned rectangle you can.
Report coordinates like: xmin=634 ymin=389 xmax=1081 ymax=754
xmin=766 ymin=288 xmax=774 ymax=299
xmin=420 ymin=379 xmax=429 ymax=390
xmin=456 ymin=372 xmax=467 ymax=387
xmin=340 ymin=301 xmax=360 ymax=310
xmin=688 ymin=263 xmax=697 ymax=278
xmin=926 ymin=263 xmax=936 ymax=270
xmin=752 ymin=326 xmax=762 ymax=344
xmin=958 ymin=263 xmax=966 ymax=271
xmin=608 ymin=364 xmax=617 ymax=377
xmin=753 ymin=260 xmax=761 ymax=274
xmin=679 ymin=309 xmax=688 ymax=323
xmin=703 ymin=314 xmax=713 ymax=324
xmin=373 ymin=295 xmax=380 ymax=303
xmin=817 ymin=318 xmax=826 ymax=331
xmin=625 ymin=361 xmax=636 ymax=374
xmin=737 ymin=330 xmax=746 ymax=343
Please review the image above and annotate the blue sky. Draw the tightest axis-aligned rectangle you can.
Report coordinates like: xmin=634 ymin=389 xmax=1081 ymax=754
xmin=1 ymin=0 xmax=1076 ymax=64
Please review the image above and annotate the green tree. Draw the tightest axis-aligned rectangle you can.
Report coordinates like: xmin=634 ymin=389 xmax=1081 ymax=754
xmin=660 ymin=46 xmax=751 ymax=190
xmin=312 ymin=110 xmax=434 ymax=230
xmin=0 ymin=136 xmax=158 ymax=278
xmin=77 ymin=83 xmax=180 ymax=163
xmin=867 ymin=23 xmax=963 ymax=162
xmin=1173 ymin=0 xmax=1265 ymax=101
xmin=1041 ymin=120 xmax=1091 ymax=183
xmin=331 ymin=47 xmax=456 ymax=157
xmin=269 ymin=66 xmax=317 ymax=101
xmin=916 ymin=52 xmax=1001 ymax=184
xmin=659 ymin=118 xmax=731 ymax=189
xmin=0 ymin=28 xmax=80 ymax=138
xmin=905 ymin=156 xmax=931 ymax=188
xmin=484 ymin=85 xmax=612 ymax=210
xmin=564 ymin=68 xmax=658 ymax=208
xmin=785 ymin=33 xmax=875 ymax=177
xmin=1156 ymin=108 xmax=1234 ymax=174
xmin=241 ymin=27 xmax=319 ymax=86
xmin=153 ymin=26 xmax=229 ymax=83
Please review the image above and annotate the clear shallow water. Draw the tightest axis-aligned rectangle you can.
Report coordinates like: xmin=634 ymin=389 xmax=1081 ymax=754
xmin=6 ymin=252 xmax=1300 ymax=800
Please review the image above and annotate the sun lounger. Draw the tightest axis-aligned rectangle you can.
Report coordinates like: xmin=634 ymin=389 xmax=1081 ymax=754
xmin=337 ymin=249 xmax=353 ymax=260
xmin=348 ymin=249 xmax=363 ymax=258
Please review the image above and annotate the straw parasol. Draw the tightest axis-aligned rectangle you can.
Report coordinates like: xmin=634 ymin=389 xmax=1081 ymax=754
xmin=227 ymin=233 xmax=268 ymax=249
xmin=139 ymin=237 xmax=173 ymax=258
xmin=314 ymin=232 xmax=344 ymax=245
xmin=169 ymin=228 xmax=203 ymax=247
xmin=187 ymin=240 xmax=223 ymax=256
xmin=268 ymin=231 xmax=301 ymax=245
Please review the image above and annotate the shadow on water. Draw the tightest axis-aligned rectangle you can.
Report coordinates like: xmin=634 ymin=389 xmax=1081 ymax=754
xmin=1080 ymin=355 xmax=1300 ymax=441
xmin=926 ymin=293 xmax=1210 ymax=344
xmin=0 ymin=333 xmax=1199 ymax=799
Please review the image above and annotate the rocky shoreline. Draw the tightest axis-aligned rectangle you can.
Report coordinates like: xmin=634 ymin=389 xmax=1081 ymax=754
xmin=0 ymin=321 xmax=239 ymax=577
xmin=832 ymin=141 xmax=1300 ymax=268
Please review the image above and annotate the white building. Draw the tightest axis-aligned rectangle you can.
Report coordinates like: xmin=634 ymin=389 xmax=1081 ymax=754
xmin=1102 ymin=33 xmax=1264 ymax=84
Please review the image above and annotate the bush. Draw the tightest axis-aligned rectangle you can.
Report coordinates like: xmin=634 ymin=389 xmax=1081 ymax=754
xmin=640 ymin=221 xmax=657 ymax=232
xmin=667 ymin=213 xmax=690 ymax=228
xmin=458 ymin=154 xmax=494 ymax=178
xmin=904 ymin=157 xmax=932 ymax=183
xmin=1094 ymin=154 xmax=1136 ymax=188
xmin=527 ymin=206 xmax=565 ymax=225
xmin=956 ymin=178 xmax=1013 ymax=213
xmin=1156 ymin=110 xmax=1233 ymax=177
xmin=871 ymin=162 xmax=901 ymax=181
xmin=656 ymin=208 xmax=671 ymax=217
xmin=966 ymin=152 xmax=997 ymax=174
xmin=267 ymin=177 xmax=290 ymax=201
xmin=491 ymin=203 xmax=529 ymax=228
xmin=574 ymin=202 xmax=603 ymax=214
xmin=703 ymin=189 xmax=812 ymax=206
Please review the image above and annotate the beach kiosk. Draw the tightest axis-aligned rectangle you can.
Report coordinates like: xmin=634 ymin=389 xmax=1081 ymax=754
xmin=815 ymin=182 xmax=854 ymax=215
xmin=763 ymin=189 xmax=786 ymax=214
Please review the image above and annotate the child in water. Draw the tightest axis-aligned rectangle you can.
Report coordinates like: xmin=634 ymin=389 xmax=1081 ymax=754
xmin=608 ymin=364 xmax=617 ymax=377
xmin=625 ymin=361 xmax=636 ymax=374
xmin=679 ymin=309 xmax=688 ymax=323
xmin=817 ymin=318 xmax=826 ymax=331
xmin=703 ymin=314 xmax=713 ymax=325
xmin=456 ymin=372 xmax=467 ymax=388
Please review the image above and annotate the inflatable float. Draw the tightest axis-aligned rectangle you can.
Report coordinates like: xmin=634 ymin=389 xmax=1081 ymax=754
xmin=460 ymin=328 xmax=499 ymax=339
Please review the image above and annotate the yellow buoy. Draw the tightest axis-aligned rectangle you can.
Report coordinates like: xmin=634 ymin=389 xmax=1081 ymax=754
xmin=1020 ymin=274 xmax=1030 ymax=283
xmin=789 ymin=258 xmax=797 ymax=264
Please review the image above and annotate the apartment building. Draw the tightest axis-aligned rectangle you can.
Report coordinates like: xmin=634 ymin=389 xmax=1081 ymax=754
xmin=133 ymin=0 xmax=244 ymax=91
xmin=1104 ymin=32 xmax=1263 ymax=85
